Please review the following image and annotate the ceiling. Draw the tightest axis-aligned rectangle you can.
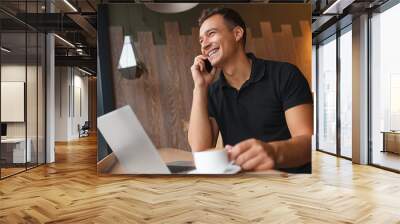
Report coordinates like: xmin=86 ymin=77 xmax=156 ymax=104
xmin=1 ymin=0 xmax=316 ymax=75
xmin=0 ymin=0 xmax=98 ymax=74
xmin=311 ymin=0 xmax=390 ymax=43
xmin=1 ymin=32 xmax=45 ymax=65
xmin=0 ymin=0 xmax=96 ymax=14
xmin=1 ymin=0 xmax=393 ymax=74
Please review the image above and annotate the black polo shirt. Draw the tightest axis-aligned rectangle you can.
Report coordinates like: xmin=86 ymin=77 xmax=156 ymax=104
xmin=207 ymin=53 xmax=313 ymax=173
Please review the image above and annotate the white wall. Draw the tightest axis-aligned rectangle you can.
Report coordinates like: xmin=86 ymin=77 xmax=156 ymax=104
xmin=1 ymin=65 xmax=38 ymax=138
xmin=55 ymin=67 xmax=69 ymax=141
xmin=54 ymin=67 xmax=89 ymax=141
xmin=70 ymin=72 xmax=89 ymax=139
xmin=1 ymin=65 xmax=28 ymax=143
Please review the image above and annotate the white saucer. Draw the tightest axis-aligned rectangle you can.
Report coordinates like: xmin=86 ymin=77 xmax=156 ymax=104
xmin=187 ymin=164 xmax=241 ymax=174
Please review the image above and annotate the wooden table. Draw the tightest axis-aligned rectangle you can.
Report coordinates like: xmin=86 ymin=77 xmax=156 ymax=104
xmin=381 ymin=131 xmax=400 ymax=154
xmin=97 ymin=148 xmax=285 ymax=176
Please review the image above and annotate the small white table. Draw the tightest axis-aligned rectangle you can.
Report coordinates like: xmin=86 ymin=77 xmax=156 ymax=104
xmin=1 ymin=138 xmax=32 ymax=163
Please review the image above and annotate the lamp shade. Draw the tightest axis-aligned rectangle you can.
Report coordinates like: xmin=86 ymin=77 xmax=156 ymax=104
xmin=144 ymin=3 xmax=198 ymax=14
xmin=118 ymin=35 xmax=142 ymax=79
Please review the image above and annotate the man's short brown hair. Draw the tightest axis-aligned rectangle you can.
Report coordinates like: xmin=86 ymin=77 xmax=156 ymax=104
xmin=198 ymin=7 xmax=247 ymax=47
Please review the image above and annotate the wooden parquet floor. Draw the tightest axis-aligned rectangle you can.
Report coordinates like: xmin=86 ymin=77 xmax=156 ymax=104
xmin=1 ymin=135 xmax=400 ymax=224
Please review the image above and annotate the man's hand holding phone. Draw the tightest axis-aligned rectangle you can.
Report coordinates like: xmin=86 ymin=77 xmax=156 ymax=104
xmin=191 ymin=55 xmax=217 ymax=89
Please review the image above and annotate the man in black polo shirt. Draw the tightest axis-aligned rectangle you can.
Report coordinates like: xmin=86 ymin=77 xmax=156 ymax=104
xmin=188 ymin=8 xmax=313 ymax=173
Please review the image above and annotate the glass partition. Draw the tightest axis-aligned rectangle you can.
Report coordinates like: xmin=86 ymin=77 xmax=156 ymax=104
xmin=317 ymin=35 xmax=337 ymax=154
xmin=339 ymin=27 xmax=352 ymax=158
xmin=371 ymin=3 xmax=400 ymax=171
xmin=38 ymin=32 xmax=45 ymax=165
xmin=0 ymin=30 xmax=28 ymax=178
xmin=0 ymin=1 xmax=46 ymax=179
xmin=27 ymin=30 xmax=38 ymax=170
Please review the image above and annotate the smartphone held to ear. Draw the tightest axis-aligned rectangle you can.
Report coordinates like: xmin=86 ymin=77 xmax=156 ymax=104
xmin=204 ymin=59 xmax=213 ymax=73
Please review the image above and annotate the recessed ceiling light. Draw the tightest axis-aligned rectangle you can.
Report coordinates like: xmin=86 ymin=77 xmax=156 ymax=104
xmin=63 ymin=0 xmax=78 ymax=12
xmin=144 ymin=3 xmax=198 ymax=14
xmin=77 ymin=67 xmax=93 ymax=76
xmin=54 ymin=34 xmax=75 ymax=48
xmin=1 ymin=47 xmax=11 ymax=53
xmin=323 ymin=0 xmax=355 ymax=15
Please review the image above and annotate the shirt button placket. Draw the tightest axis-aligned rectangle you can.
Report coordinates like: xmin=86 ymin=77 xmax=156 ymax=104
xmin=235 ymin=90 xmax=240 ymax=103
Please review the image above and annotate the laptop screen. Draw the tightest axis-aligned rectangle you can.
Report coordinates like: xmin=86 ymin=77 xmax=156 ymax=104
xmin=1 ymin=123 xmax=7 ymax=137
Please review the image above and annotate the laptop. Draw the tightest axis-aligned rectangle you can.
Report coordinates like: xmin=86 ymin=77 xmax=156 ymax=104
xmin=1 ymin=123 xmax=7 ymax=140
xmin=97 ymin=105 xmax=194 ymax=174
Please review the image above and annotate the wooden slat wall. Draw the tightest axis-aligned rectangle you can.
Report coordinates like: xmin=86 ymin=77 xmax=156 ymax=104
xmin=109 ymin=5 xmax=311 ymax=151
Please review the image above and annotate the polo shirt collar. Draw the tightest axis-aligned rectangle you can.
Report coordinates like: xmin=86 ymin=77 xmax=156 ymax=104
xmin=219 ymin=53 xmax=266 ymax=89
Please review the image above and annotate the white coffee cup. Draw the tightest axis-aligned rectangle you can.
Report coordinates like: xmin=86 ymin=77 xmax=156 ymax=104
xmin=193 ymin=148 xmax=230 ymax=174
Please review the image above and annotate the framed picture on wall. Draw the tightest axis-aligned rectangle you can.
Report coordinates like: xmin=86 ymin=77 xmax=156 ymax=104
xmin=1 ymin=81 xmax=25 ymax=122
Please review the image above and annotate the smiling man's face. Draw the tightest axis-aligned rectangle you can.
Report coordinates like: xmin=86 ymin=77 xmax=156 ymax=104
xmin=199 ymin=14 xmax=240 ymax=68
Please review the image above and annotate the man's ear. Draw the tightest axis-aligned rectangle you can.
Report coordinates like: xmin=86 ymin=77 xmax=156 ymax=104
xmin=233 ymin=26 xmax=244 ymax=43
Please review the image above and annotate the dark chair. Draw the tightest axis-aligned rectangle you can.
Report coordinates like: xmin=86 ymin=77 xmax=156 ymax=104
xmin=78 ymin=121 xmax=90 ymax=138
